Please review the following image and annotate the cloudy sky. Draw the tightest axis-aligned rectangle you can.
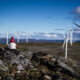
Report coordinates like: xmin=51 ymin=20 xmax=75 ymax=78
xmin=0 ymin=0 xmax=80 ymax=40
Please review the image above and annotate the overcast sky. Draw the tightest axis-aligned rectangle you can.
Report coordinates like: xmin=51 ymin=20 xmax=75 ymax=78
xmin=0 ymin=0 xmax=80 ymax=34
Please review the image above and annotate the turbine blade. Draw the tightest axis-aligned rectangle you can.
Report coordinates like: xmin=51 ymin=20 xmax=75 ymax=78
xmin=73 ymin=22 xmax=80 ymax=27
xmin=67 ymin=32 xmax=69 ymax=37
xmin=62 ymin=32 xmax=66 ymax=38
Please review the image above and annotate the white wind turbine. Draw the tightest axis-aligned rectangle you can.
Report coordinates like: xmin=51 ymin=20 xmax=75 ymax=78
xmin=6 ymin=32 xmax=9 ymax=45
xmin=26 ymin=34 xmax=28 ymax=43
xmin=26 ymin=33 xmax=36 ymax=43
xmin=69 ymin=25 xmax=73 ymax=46
xmin=14 ymin=32 xmax=20 ymax=43
xmin=21 ymin=32 xmax=29 ymax=43
xmin=62 ymin=32 xmax=69 ymax=59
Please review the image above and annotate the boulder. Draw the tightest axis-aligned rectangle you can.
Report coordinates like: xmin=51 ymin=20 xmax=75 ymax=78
xmin=43 ymin=74 xmax=52 ymax=80
xmin=32 ymin=52 xmax=80 ymax=80
xmin=0 ymin=47 xmax=5 ymax=51
xmin=58 ymin=60 xmax=74 ymax=73
xmin=0 ymin=48 xmax=33 ymax=72
xmin=17 ymin=64 xmax=24 ymax=71
xmin=25 ymin=51 xmax=33 ymax=59
xmin=20 ymin=58 xmax=33 ymax=69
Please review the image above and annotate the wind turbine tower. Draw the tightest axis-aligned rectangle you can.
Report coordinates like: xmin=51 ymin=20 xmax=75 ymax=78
xmin=6 ymin=32 xmax=8 ymax=45
xmin=62 ymin=32 xmax=69 ymax=59
xmin=26 ymin=34 xmax=28 ymax=43
xmin=14 ymin=32 xmax=20 ymax=43
xmin=69 ymin=26 xmax=73 ymax=46
xmin=21 ymin=32 xmax=29 ymax=43
xmin=17 ymin=33 xmax=20 ymax=43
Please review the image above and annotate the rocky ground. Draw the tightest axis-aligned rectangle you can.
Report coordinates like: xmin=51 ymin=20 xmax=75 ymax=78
xmin=0 ymin=45 xmax=80 ymax=80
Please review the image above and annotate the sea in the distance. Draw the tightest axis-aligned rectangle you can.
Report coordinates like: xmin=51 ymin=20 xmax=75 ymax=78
xmin=0 ymin=42 xmax=6 ymax=44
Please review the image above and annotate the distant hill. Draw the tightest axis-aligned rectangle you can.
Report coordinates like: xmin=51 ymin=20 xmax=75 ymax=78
xmin=0 ymin=38 xmax=64 ymax=43
xmin=0 ymin=38 xmax=80 ymax=43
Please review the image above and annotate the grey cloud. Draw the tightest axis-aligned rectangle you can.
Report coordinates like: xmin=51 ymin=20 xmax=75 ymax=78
xmin=71 ymin=6 xmax=80 ymax=21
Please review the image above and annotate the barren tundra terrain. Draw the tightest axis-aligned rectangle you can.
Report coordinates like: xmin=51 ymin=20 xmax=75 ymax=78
xmin=0 ymin=42 xmax=80 ymax=80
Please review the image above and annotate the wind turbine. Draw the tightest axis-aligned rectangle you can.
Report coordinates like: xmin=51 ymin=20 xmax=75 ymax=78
xmin=24 ymin=34 xmax=29 ymax=43
xmin=62 ymin=32 xmax=69 ymax=59
xmin=26 ymin=34 xmax=28 ymax=43
xmin=6 ymin=32 xmax=9 ymax=45
xmin=25 ymin=33 xmax=36 ymax=43
xmin=14 ymin=32 xmax=20 ymax=43
xmin=69 ymin=25 xmax=73 ymax=46
xmin=21 ymin=32 xmax=29 ymax=43
xmin=62 ymin=32 xmax=66 ymax=48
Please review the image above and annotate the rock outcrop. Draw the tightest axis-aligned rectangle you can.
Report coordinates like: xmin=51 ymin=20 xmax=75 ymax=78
xmin=0 ymin=48 xmax=33 ymax=72
xmin=32 ymin=52 xmax=80 ymax=80
xmin=0 ymin=48 xmax=79 ymax=80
